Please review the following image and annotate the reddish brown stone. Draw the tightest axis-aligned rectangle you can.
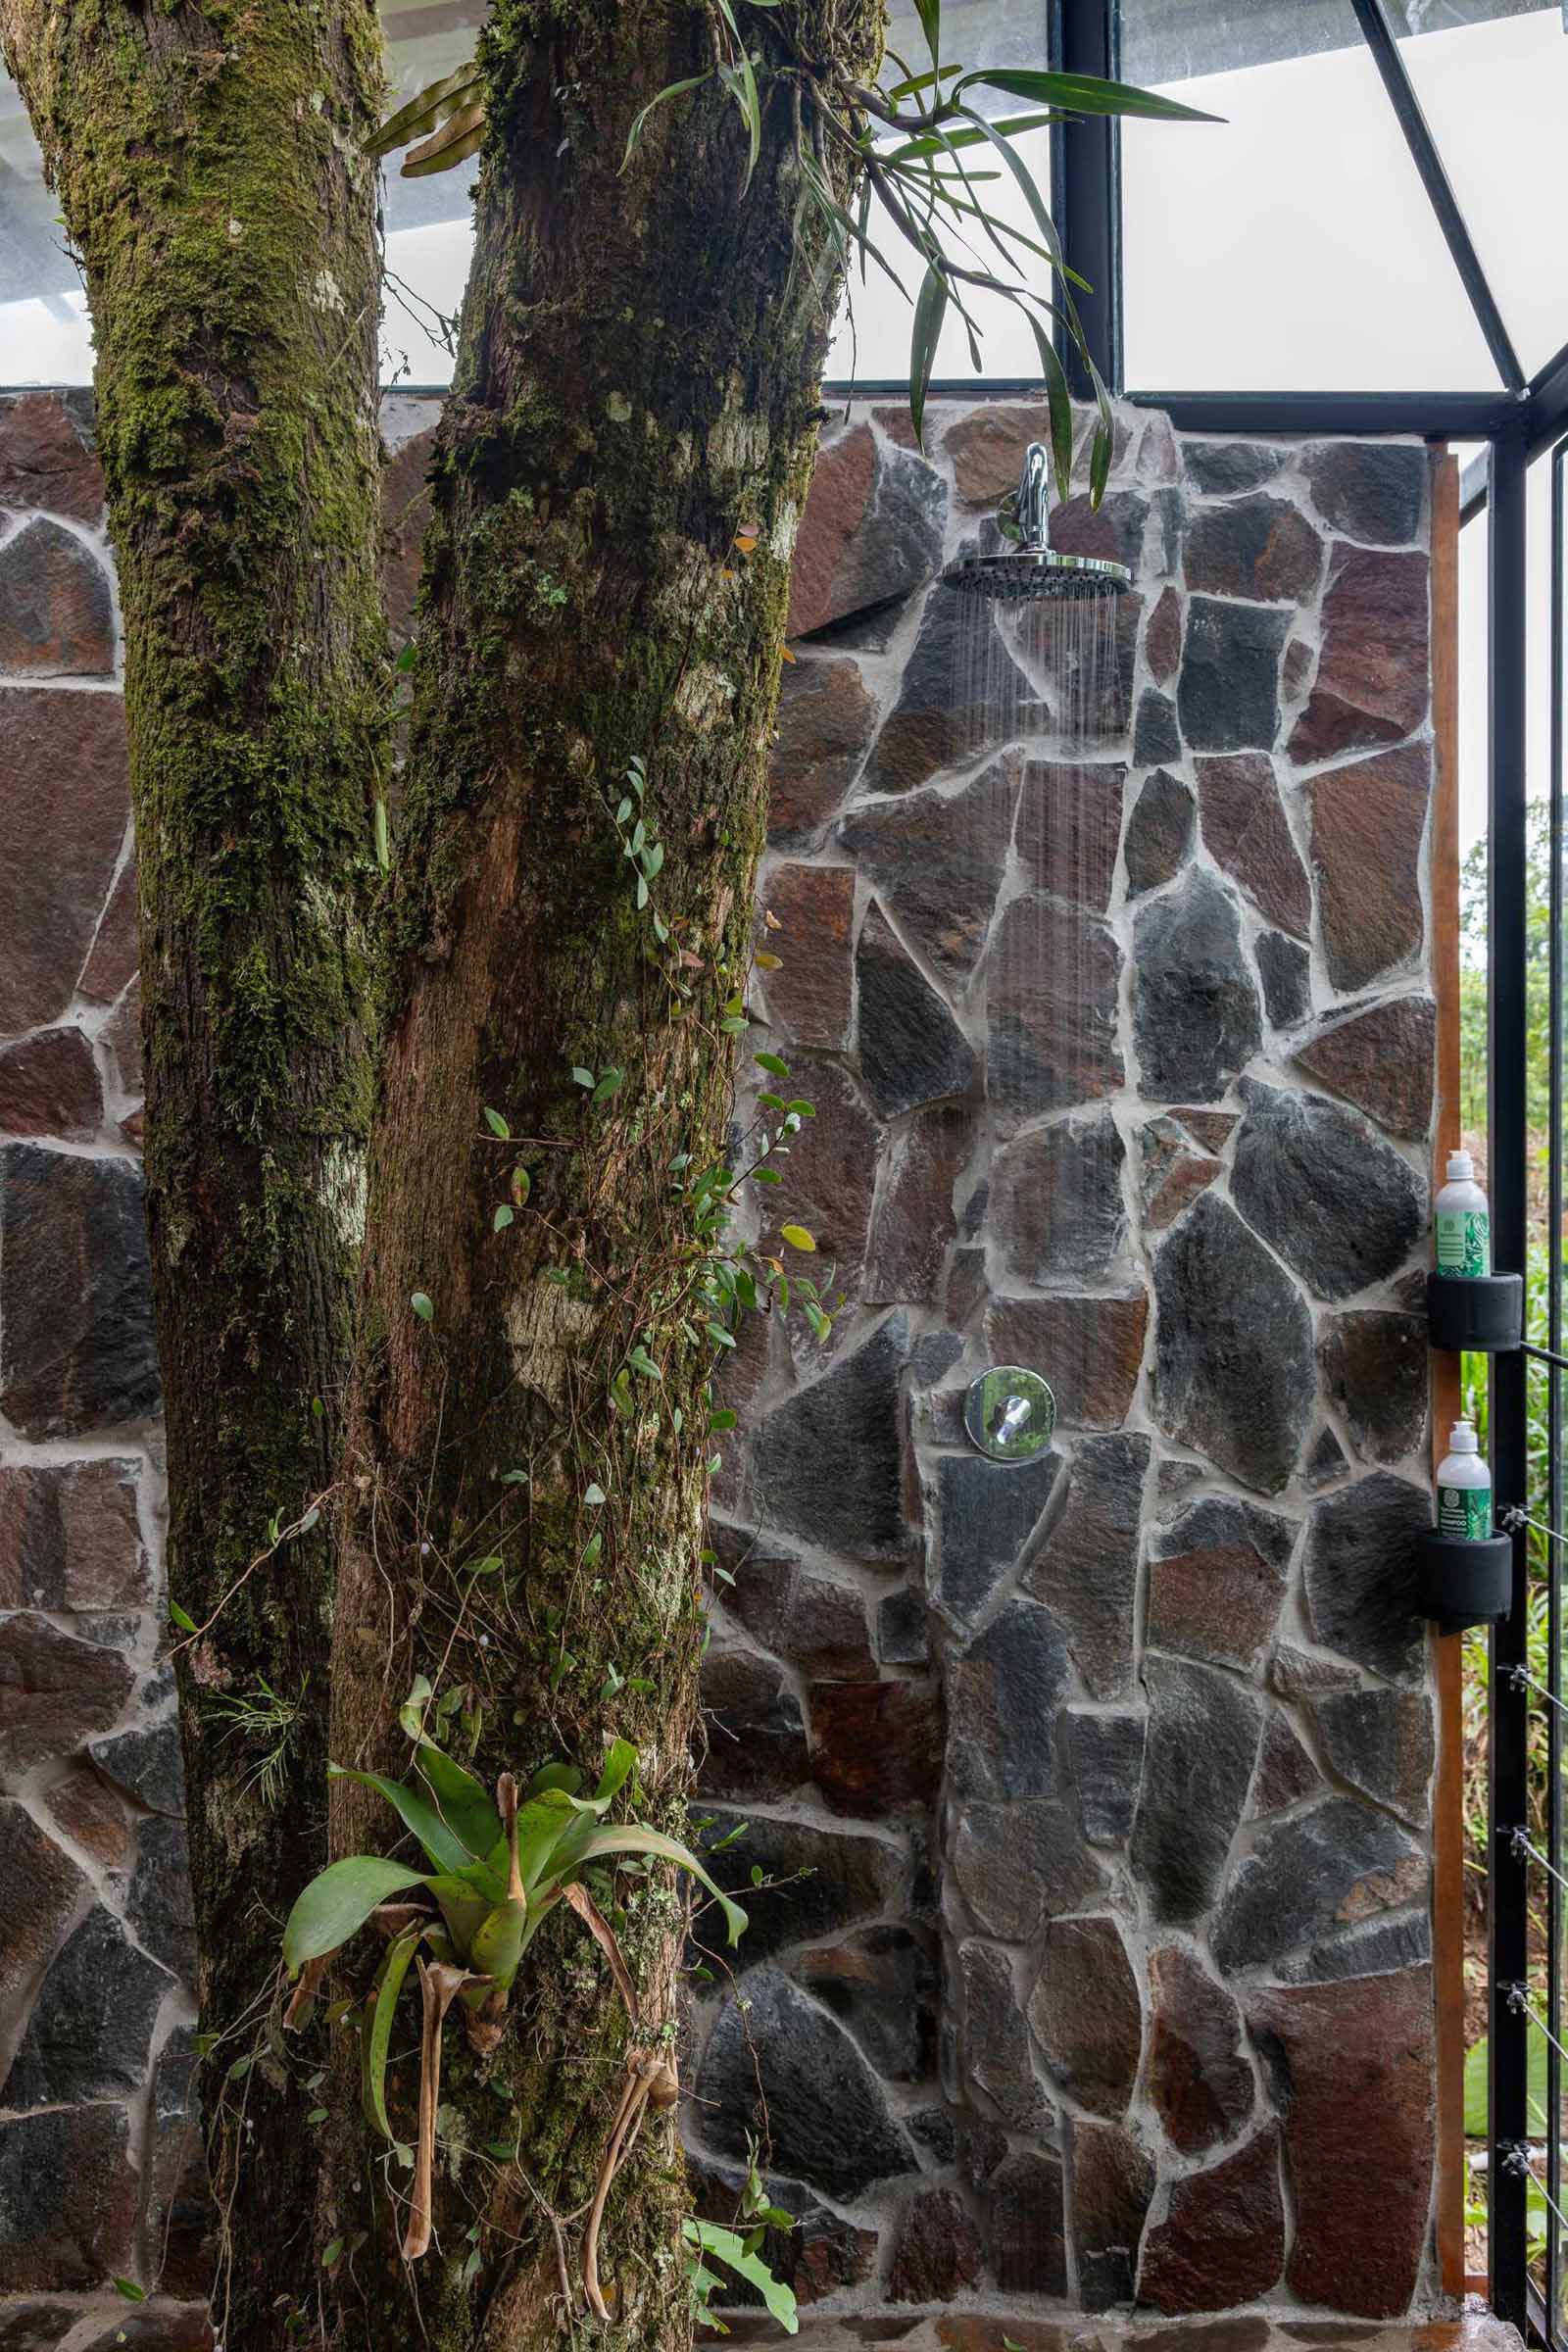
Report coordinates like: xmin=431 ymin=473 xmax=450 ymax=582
xmin=0 ymin=393 xmax=104 ymax=525
xmin=1147 ymin=1497 xmax=1293 ymax=1672
xmin=1297 ymin=997 xmax=1436 ymax=1142
xmin=1025 ymin=1916 xmax=1142 ymax=2119
xmin=378 ymin=426 xmax=434 ymax=648
xmin=838 ymin=757 xmax=1016 ymax=986
xmin=865 ymin=1103 xmax=967 ymax=1305
xmin=0 ymin=1614 xmax=136 ymax=1779
xmin=1014 ymin=760 xmax=1126 ymax=913
xmin=0 ymin=691 xmax=129 ymax=1031
xmin=946 ymin=403 xmax=1048 ymax=505
xmin=0 ymin=2104 xmax=139 ymax=2290
xmin=770 ymin=656 xmax=878 ymax=844
xmin=697 ymin=1647 xmax=808 ymax=1801
xmin=887 ymin=2187 xmax=982 ymax=2303
xmin=759 ymin=863 xmax=855 ymax=1049
xmin=44 ymin=1759 xmax=135 ymax=1874
xmin=870 ymin=404 xmax=922 ymax=452
xmin=0 ymin=1028 xmax=101 ymax=1142
xmin=936 ymin=2322 xmax=1067 ymax=2352
xmin=1249 ymin=1968 xmax=1435 ymax=2316
xmin=1138 ymin=1115 xmax=1222 ymax=1233
xmin=1138 ymin=2127 xmax=1285 ymax=2313
xmin=1147 ymin=585 xmax=1183 ymax=685
xmin=1147 ymin=1944 xmax=1256 ymax=2157
xmin=78 ymin=854 xmax=139 ymax=1007
xmin=1250 ymin=1710 xmax=1322 ymax=1815
xmin=1173 ymin=1106 xmax=1237 ymax=1154
xmin=790 ymin=422 xmax=877 ymax=627
xmin=1284 ymin=636 xmax=1316 ymax=701
xmin=1184 ymin=494 xmax=1324 ymax=605
xmin=997 ymin=1110 xmax=1126 ymax=1285
xmin=1308 ymin=743 xmax=1430 ymax=993
xmin=1195 ymin=753 xmax=1311 ymax=937
xmin=0 ymin=1459 xmax=148 ymax=1612
xmin=984 ymin=1291 xmax=1149 ymax=1430
xmin=787 ymin=423 xmax=944 ymax=639
xmin=80 ymin=2309 xmax=214 ymax=2352
xmin=1290 ymin=547 xmax=1430 ymax=762
xmin=753 ymin=1054 xmax=875 ymax=1280
xmin=1072 ymin=2118 xmax=1155 ymax=2310
xmin=0 ymin=519 xmax=114 ymax=677
xmin=794 ymin=1923 xmax=934 ymax=2081
xmin=0 ymin=1799 xmax=88 ymax=2049
xmin=809 ymin=1678 xmax=942 ymax=1816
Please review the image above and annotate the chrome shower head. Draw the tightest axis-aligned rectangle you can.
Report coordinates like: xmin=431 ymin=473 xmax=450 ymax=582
xmin=941 ymin=438 xmax=1131 ymax=602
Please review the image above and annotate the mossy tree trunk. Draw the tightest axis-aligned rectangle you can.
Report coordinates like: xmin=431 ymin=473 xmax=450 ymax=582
xmin=320 ymin=7 xmax=881 ymax=2348
xmin=0 ymin=0 xmax=387 ymax=2334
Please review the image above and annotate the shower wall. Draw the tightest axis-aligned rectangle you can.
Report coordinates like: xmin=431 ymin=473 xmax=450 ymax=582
xmin=0 ymin=389 xmax=1441 ymax=2331
xmin=690 ymin=402 xmax=1443 ymax=2321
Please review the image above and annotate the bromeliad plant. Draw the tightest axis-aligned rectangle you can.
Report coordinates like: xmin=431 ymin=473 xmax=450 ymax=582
xmin=281 ymin=1701 xmax=745 ymax=2274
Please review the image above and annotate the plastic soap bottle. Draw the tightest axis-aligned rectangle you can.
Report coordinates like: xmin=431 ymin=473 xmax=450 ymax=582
xmin=1435 ymin=1150 xmax=1491 ymax=1277
xmin=1437 ymin=1416 xmax=1493 ymax=1542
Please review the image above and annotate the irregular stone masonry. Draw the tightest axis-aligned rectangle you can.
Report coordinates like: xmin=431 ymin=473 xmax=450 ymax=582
xmin=0 ymin=392 xmax=1440 ymax=2334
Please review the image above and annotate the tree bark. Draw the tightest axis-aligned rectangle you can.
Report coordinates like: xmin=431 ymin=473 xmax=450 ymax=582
xmin=0 ymin=0 xmax=386 ymax=2333
xmin=320 ymin=7 xmax=881 ymax=2348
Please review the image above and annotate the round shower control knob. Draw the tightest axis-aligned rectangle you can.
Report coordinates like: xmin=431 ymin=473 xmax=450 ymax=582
xmin=964 ymin=1366 xmax=1056 ymax=1463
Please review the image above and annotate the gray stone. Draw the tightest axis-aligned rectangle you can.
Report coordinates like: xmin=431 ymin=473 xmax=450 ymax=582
xmin=986 ymin=892 xmax=1123 ymax=1127
xmin=1210 ymin=1796 xmax=1428 ymax=1973
xmin=1311 ymin=1687 xmax=1435 ymax=1818
xmin=1279 ymin=1910 xmax=1432 ymax=1984
xmin=1178 ymin=596 xmax=1290 ymax=752
xmin=1066 ymin=1709 xmax=1146 ymax=1844
xmin=1134 ymin=689 xmax=1181 ymax=766
xmin=959 ymin=1937 xmax=1054 ymax=2133
xmin=0 ymin=1458 xmax=147 ymax=1613
xmin=856 ymin=901 xmax=975 ymax=1119
xmin=1270 ymin=1644 xmax=1361 ymax=1701
xmin=992 ymin=1111 xmax=1126 ymax=1285
xmin=89 ymin=1720 xmax=186 ymax=1816
xmin=0 ymin=1146 xmax=160 ymax=1439
xmin=749 ymin=1315 xmax=910 ymax=1563
xmin=793 ymin=1925 xmax=935 ymax=2082
xmin=1303 ymin=1424 xmax=1351 ymax=1492
xmin=5 ymin=1905 xmax=171 ymax=2107
xmin=1132 ymin=1656 xmax=1262 ymax=1927
xmin=1231 ymin=1080 xmax=1424 ymax=1302
xmin=0 ymin=1612 xmax=135 ymax=1779
xmin=124 ymin=1815 xmax=198 ymax=1982
xmin=1012 ymin=760 xmax=1128 ymax=914
xmin=688 ymin=2157 xmax=877 ymax=2306
xmin=877 ymin=1587 xmax=929 ymax=1665
xmin=1303 ymin=1470 xmax=1428 ymax=1683
xmin=985 ymin=2150 xmax=1067 ymax=2296
xmin=1183 ymin=441 xmax=1289 ymax=497
xmin=1317 ymin=1310 xmax=1427 ymax=1465
xmin=0 ymin=2104 xmax=138 ymax=2291
xmin=1256 ymin=929 xmax=1311 ymax=1030
xmin=1026 ymin=1915 xmax=1141 ymax=2119
xmin=838 ymin=758 xmax=1017 ymax=987
xmin=933 ymin=1447 xmax=1062 ymax=1627
xmin=1138 ymin=1113 xmax=1224 ymax=1232
xmin=1073 ymin=2117 xmax=1155 ymax=2310
xmin=865 ymin=1102 xmax=968 ymax=1305
xmin=1124 ymin=768 xmax=1195 ymax=898
xmin=0 ymin=689 xmax=127 ymax=1034
xmin=1148 ymin=1943 xmax=1256 ymax=2157
xmin=695 ymin=1810 xmax=904 ymax=1961
xmin=952 ymin=1795 xmax=1105 ymax=1940
xmin=698 ymin=1649 xmax=809 ymax=1801
xmin=711 ymin=1527 xmax=874 ymax=1682
xmin=1133 ymin=867 xmax=1261 ymax=1102
xmin=860 ymin=581 xmax=1029 ymax=793
xmin=1184 ymin=494 xmax=1325 ymax=605
xmin=1250 ymin=1710 xmax=1323 ymax=1815
xmin=1020 ymin=1433 xmax=1149 ymax=1699
xmin=1152 ymin=1192 xmax=1314 ymax=1495
xmin=1303 ymin=442 xmax=1426 ymax=547
xmin=1147 ymin=1494 xmax=1295 ymax=1672
xmin=695 ymin=1968 xmax=913 ymax=2200
xmin=947 ymin=1597 xmax=1071 ymax=1802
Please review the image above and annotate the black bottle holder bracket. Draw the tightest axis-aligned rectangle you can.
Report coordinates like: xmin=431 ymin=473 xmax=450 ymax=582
xmin=1417 ymin=1529 xmax=1513 ymax=1634
xmin=1427 ymin=1268 xmax=1524 ymax=1352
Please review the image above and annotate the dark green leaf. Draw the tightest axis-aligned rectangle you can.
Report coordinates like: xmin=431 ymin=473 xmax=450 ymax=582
xmin=370 ymin=64 xmax=481 ymax=159
xmin=329 ymin=1764 xmax=473 ymax=1873
xmin=621 ymin=72 xmax=713 ymax=172
xmin=957 ymin=69 xmax=1221 ymax=122
xmin=282 ymin=1857 xmax=429 ymax=1972
xmin=909 ymin=265 xmax=949 ymax=452
xmin=361 ymin=1922 xmax=422 ymax=2140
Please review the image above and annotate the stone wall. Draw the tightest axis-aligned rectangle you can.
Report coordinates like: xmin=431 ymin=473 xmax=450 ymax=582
xmin=687 ymin=404 xmax=1443 ymax=2324
xmin=0 ymin=389 xmax=1441 ymax=2336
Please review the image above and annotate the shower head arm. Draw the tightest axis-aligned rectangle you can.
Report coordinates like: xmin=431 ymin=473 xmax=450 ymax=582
xmin=1016 ymin=441 xmax=1052 ymax=555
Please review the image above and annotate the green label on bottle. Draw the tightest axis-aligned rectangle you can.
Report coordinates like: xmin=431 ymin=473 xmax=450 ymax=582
xmin=1436 ymin=1207 xmax=1490 ymax=1276
xmin=1438 ymin=1483 xmax=1492 ymax=1541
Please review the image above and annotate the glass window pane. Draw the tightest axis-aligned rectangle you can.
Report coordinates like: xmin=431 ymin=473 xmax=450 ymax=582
xmin=1122 ymin=0 xmax=1496 ymax=390
xmin=1395 ymin=4 xmax=1568 ymax=379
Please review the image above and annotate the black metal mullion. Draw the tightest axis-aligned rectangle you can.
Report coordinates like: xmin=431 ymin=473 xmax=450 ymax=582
xmin=1050 ymin=0 xmax=1122 ymax=397
xmin=1492 ymin=427 xmax=1533 ymax=2335
xmin=1124 ymin=389 xmax=1514 ymax=437
xmin=1348 ymin=0 xmax=1524 ymax=395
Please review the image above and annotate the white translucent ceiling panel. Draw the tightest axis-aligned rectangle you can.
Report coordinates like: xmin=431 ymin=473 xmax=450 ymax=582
xmin=1396 ymin=6 xmax=1568 ymax=379
xmin=1122 ymin=0 xmax=1495 ymax=390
